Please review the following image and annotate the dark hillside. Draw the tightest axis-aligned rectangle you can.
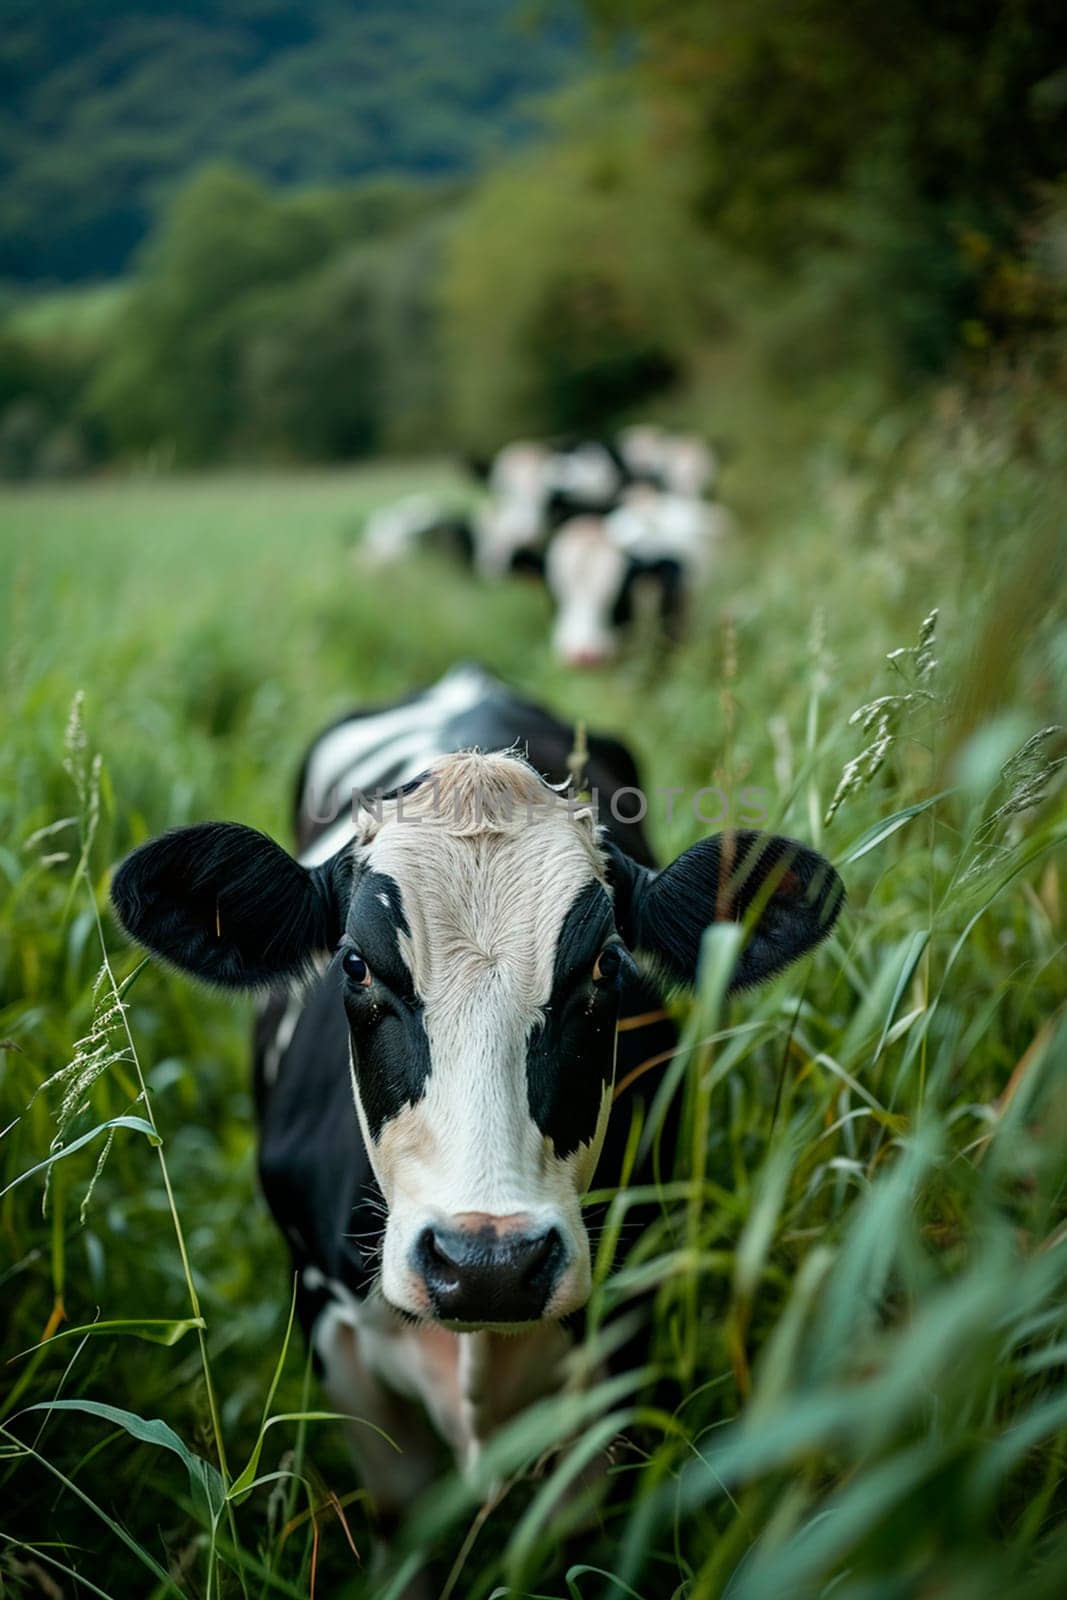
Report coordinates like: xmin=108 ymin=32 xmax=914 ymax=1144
xmin=0 ymin=0 xmax=588 ymax=281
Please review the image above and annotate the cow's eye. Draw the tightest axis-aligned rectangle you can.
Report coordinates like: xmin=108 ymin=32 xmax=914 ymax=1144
xmin=592 ymin=944 xmax=624 ymax=986
xmin=342 ymin=949 xmax=371 ymax=986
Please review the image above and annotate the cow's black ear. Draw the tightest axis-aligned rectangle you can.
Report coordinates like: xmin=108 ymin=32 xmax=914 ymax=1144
xmin=111 ymin=823 xmax=350 ymax=990
xmin=605 ymin=831 xmax=843 ymax=992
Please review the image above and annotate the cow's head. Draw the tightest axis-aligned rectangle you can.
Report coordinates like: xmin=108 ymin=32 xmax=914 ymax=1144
xmin=112 ymin=753 xmax=843 ymax=1328
xmin=545 ymin=517 xmax=630 ymax=667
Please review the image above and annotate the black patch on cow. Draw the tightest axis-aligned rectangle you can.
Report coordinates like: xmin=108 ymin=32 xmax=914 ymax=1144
xmin=611 ymin=556 xmax=686 ymax=641
xmin=610 ymin=562 xmax=639 ymax=630
xmin=378 ymin=770 xmax=432 ymax=803
xmin=525 ymin=881 xmax=625 ymax=1159
xmin=343 ymin=869 xmax=432 ymax=1141
xmin=464 ymin=452 xmax=493 ymax=482
xmin=545 ymin=489 xmax=620 ymax=529
xmin=422 ymin=515 xmax=475 ymax=568
xmin=255 ymin=970 xmax=382 ymax=1333
xmin=508 ymin=545 xmax=547 ymax=578
xmin=649 ymin=557 xmax=686 ymax=640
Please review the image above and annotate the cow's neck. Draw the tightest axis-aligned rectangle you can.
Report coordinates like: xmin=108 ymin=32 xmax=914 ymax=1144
xmin=332 ymin=1291 xmax=574 ymax=1475
xmin=452 ymin=1324 xmax=574 ymax=1472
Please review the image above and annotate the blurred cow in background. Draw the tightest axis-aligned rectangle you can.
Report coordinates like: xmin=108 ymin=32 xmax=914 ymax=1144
xmin=470 ymin=427 xmax=724 ymax=579
xmin=546 ymin=487 xmax=732 ymax=667
xmin=473 ymin=437 xmax=626 ymax=577
xmin=616 ymin=424 xmax=718 ymax=499
xmin=357 ymin=426 xmax=733 ymax=666
xmin=360 ymin=493 xmax=476 ymax=569
xmin=486 ymin=437 xmax=624 ymax=508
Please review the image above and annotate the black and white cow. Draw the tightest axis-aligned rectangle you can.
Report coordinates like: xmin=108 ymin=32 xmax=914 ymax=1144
xmin=110 ymin=664 xmax=843 ymax=1520
xmin=468 ymin=432 xmax=729 ymax=659
xmin=616 ymin=424 xmax=719 ymax=499
xmin=545 ymin=489 xmax=732 ymax=666
xmin=471 ymin=438 xmax=628 ymax=577
xmin=360 ymin=494 xmax=476 ymax=569
xmin=474 ymin=428 xmax=719 ymax=535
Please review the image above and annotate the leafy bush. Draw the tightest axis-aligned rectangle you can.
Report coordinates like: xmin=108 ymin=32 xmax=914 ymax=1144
xmin=235 ymin=215 xmax=451 ymax=460
xmin=0 ymin=326 xmax=100 ymax=479
xmin=583 ymin=0 xmax=1067 ymax=379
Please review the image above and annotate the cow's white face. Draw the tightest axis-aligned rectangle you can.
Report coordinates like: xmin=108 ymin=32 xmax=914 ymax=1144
xmin=545 ymin=517 xmax=629 ymax=667
xmin=340 ymin=754 xmax=630 ymax=1325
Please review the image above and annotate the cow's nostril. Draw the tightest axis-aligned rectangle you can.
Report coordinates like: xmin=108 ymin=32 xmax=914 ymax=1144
xmin=417 ymin=1226 xmax=458 ymax=1277
xmin=522 ymin=1227 xmax=563 ymax=1286
xmin=425 ymin=1229 xmax=452 ymax=1266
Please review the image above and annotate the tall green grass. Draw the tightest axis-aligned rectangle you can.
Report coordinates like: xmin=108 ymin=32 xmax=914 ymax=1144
xmin=1 ymin=375 xmax=1065 ymax=1597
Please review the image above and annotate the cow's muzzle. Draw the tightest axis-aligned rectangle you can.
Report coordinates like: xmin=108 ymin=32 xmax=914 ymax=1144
xmin=412 ymin=1213 xmax=567 ymax=1324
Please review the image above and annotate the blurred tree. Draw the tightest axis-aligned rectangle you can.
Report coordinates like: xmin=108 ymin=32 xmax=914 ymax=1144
xmin=9 ymin=0 xmax=1066 ymax=465
xmin=582 ymin=0 xmax=1067 ymax=371
xmin=441 ymin=97 xmax=718 ymax=447
xmin=236 ymin=256 xmax=387 ymax=462
xmin=90 ymin=166 xmax=332 ymax=460
xmin=89 ymin=166 xmax=456 ymax=463
xmin=0 ymin=0 xmax=589 ymax=282
xmin=0 ymin=326 xmax=97 ymax=479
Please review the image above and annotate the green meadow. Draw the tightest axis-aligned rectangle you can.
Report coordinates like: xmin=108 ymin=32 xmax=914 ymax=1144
xmin=1 ymin=375 xmax=1066 ymax=1597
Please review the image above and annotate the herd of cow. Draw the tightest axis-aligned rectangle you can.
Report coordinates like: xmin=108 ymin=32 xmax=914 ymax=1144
xmin=361 ymin=423 xmax=733 ymax=666
xmin=109 ymin=423 xmax=842 ymax=1579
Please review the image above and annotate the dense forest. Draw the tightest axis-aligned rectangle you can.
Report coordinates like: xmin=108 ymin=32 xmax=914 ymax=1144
xmin=0 ymin=0 xmax=587 ymax=281
xmin=0 ymin=0 xmax=1064 ymax=476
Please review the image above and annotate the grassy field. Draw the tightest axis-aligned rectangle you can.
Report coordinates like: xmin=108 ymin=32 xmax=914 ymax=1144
xmin=1 ymin=376 xmax=1066 ymax=1598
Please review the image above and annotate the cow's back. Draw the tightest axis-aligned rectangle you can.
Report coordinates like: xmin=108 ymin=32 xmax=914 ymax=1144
xmin=294 ymin=663 xmax=657 ymax=865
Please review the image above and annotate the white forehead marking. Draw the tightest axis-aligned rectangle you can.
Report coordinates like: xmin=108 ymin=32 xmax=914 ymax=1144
xmin=344 ymin=753 xmax=617 ymax=1299
xmin=359 ymin=751 xmax=604 ymax=1009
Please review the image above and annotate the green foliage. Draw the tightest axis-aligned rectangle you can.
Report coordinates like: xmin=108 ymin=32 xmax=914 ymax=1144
xmin=0 ymin=0 xmax=588 ymax=283
xmin=234 ymin=212 xmax=452 ymax=460
xmin=88 ymin=166 xmax=455 ymax=464
xmin=0 ymin=313 xmax=107 ymax=479
xmin=6 ymin=1 xmax=1066 ymax=464
xmin=1 ymin=365 xmax=1065 ymax=1594
xmin=440 ymin=94 xmax=713 ymax=447
xmin=582 ymin=0 xmax=1067 ymax=376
